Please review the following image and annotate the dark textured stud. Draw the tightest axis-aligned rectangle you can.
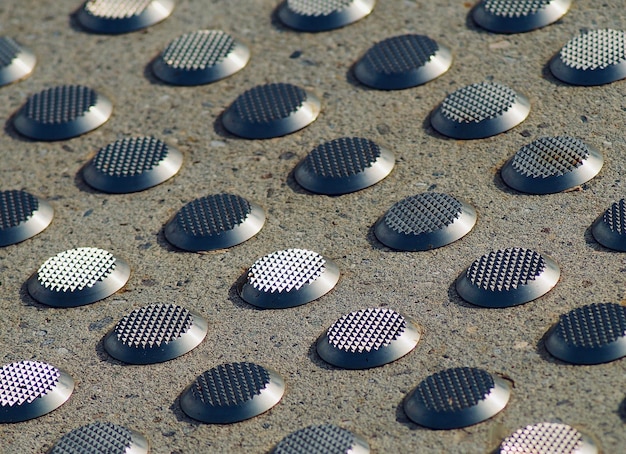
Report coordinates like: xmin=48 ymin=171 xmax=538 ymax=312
xmin=277 ymin=0 xmax=376 ymax=32
xmin=77 ymin=0 xmax=175 ymax=34
xmin=273 ymin=424 xmax=370 ymax=454
xmin=49 ymin=422 xmax=149 ymax=454
xmin=498 ymin=422 xmax=598 ymax=454
xmin=592 ymin=199 xmax=626 ymax=251
xmin=473 ymin=0 xmax=572 ymax=34
xmin=0 ymin=190 xmax=53 ymax=247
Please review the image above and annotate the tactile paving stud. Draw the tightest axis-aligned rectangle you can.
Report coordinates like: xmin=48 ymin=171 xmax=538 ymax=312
xmin=430 ymin=81 xmax=530 ymax=139
xmin=591 ymin=199 xmax=626 ymax=251
xmin=294 ymin=137 xmax=394 ymax=195
xmin=222 ymin=83 xmax=320 ymax=139
xmin=472 ymin=0 xmax=572 ymax=34
xmin=27 ymin=247 xmax=130 ymax=307
xmin=354 ymin=34 xmax=452 ymax=90
xmin=180 ymin=362 xmax=285 ymax=424
xmin=273 ymin=424 xmax=370 ymax=454
xmin=152 ymin=30 xmax=250 ymax=86
xmin=374 ymin=192 xmax=476 ymax=251
xmin=456 ymin=247 xmax=560 ymax=308
xmin=550 ymin=29 xmax=626 ymax=86
xmin=545 ymin=302 xmax=626 ymax=365
xmin=316 ymin=308 xmax=420 ymax=369
xmin=403 ymin=367 xmax=511 ymax=429
xmin=0 ymin=360 xmax=74 ymax=423
xmin=277 ymin=0 xmax=376 ymax=32
xmin=104 ymin=304 xmax=207 ymax=364
xmin=76 ymin=0 xmax=175 ymax=34
xmin=13 ymin=85 xmax=112 ymax=141
xmin=0 ymin=190 xmax=53 ymax=247
xmin=0 ymin=37 xmax=36 ymax=86
xmin=164 ymin=193 xmax=265 ymax=251
xmin=498 ymin=422 xmax=598 ymax=454
xmin=501 ymin=136 xmax=603 ymax=194
xmin=239 ymin=248 xmax=339 ymax=309
xmin=50 ymin=422 xmax=149 ymax=454
xmin=82 ymin=136 xmax=182 ymax=193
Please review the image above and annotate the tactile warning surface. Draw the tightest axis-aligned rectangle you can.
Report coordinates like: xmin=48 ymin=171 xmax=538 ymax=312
xmin=473 ymin=0 xmax=571 ymax=33
xmin=78 ymin=0 xmax=174 ymax=34
xmin=278 ymin=0 xmax=375 ymax=32
xmin=50 ymin=422 xmax=148 ymax=454
xmin=498 ymin=422 xmax=597 ymax=454
xmin=0 ymin=189 xmax=53 ymax=246
xmin=592 ymin=199 xmax=626 ymax=251
xmin=274 ymin=424 xmax=370 ymax=454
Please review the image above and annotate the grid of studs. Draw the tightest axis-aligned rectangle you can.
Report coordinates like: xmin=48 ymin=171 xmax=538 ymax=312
xmin=414 ymin=367 xmax=495 ymax=412
xmin=362 ymin=35 xmax=439 ymax=74
xmin=305 ymin=137 xmax=381 ymax=178
xmin=25 ymin=86 xmax=97 ymax=125
xmin=50 ymin=422 xmax=132 ymax=454
xmin=114 ymin=304 xmax=194 ymax=349
xmin=247 ymin=249 xmax=326 ymax=293
xmin=93 ymin=137 xmax=169 ymax=177
xmin=559 ymin=29 xmax=626 ymax=70
xmin=384 ymin=193 xmax=462 ymax=235
xmin=83 ymin=0 xmax=154 ymax=19
xmin=556 ymin=303 xmax=626 ymax=348
xmin=327 ymin=308 xmax=407 ymax=353
xmin=499 ymin=422 xmax=584 ymax=453
xmin=286 ymin=0 xmax=354 ymax=16
xmin=0 ymin=37 xmax=21 ymax=67
xmin=274 ymin=424 xmax=356 ymax=454
xmin=36 ymin=248 xmax=117 ymax=293
xmin=0 ymin=361 xmax=60 ymax=407
xmin=232 ymin=83 xmax=307 ymax=124
xmin=161 ymin=31 xmax=236 ymax=71
xmin=602 ymin=199 xmax=626 ymax=234
xmin=176 ymin=194 xmax=251 ymax=237
xmin=466 ymin=248 xmax=546 ymax=292
xmin=191 ymin=362 xmax=271 ymax=407
xmin=511 ymin=136 xmax=589 ymax=178
xmin=483 ymin=0 xmax=551 ymax=17
xmin=0 ymin=190 xmax=38 ymax=230
xmin=440 ymin=82 xmax=517 ymax=124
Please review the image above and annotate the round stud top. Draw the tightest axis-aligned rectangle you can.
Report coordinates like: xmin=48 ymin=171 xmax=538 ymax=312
xmin=361 ymin=34 xmax=439 ymax=75
xmin=191 ymin=362 xmax=271 ymax=407
xmin=1 ymin=360 xmax=59 ymax=407
xmin=274 ymin=424 xmax=370 ymax=454
xmin=466 ymin=248 xmax=545 ymax=292
xmin=384 ymin=193 xmax=462 ymax=236
xmin=499 ymin=422 xmax=597 ymax=454
xmin=50 ymin=422 xmax=140 ymax=454
xmin=327 ymin=308 xmax=407 ymax=353
xmin=482 ymin=0 xmax=553 ymax=17
xmin=176 ymin=194 xmax=252 ymax=237
xmin=25 ymin=85 xmax=97 ymax=125
xmin=0 ymin=190 xmax=38 ymax=230
xmin=511 ymin=136 xmax=589 ymax=178
xmin=440 ymin=82 xmax=518 ymax=124
xmin=161 ymin=30 xmax=235 ymax=71
xmin=559 ymin=29 xmax=626 ymax=71
xmin=233 ymin=83 xmax=307 ymax=125
xmin=114 ymin=304 xmax=194 ymax=349
xmin=93 ymin=137 xmax=168 ymax=178
xmin=248 ymin=249 xmax=325 ymax=294
xmin=83 ymin=0 xmax=154 ymax=19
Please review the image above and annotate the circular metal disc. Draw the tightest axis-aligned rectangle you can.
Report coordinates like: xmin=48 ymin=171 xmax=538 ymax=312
xmin=153 ymin=30 xmax=250 ymax=86
xmin=501 ymin=136 xmax=603 ymax=194
xmin=0 ymin=360 xmax=74 ymax=423
xmin=240 ymin=248 xmax=339 ymax=309
xmin=374 ymin=192 xmax=476 ymax=251
xmin=550 ymin=29 xmax=626 ymax=86
xmin=77 ymin=0 xmax=175 ymax=34
xmin=316 ymin=308 xmax=420 ymax=369
xmin=104 ymin=304 xmax=207 ymax=364
xmin=222 ymin=83 xmax=321 ymax=139
xmin=592 ymin=199 xmax=626 ymax=251
xmin=277 ymin=0 xmax=376 ymax=32
xmin=456 ymin=247 xmax=560 ymax=308
xmin=430 ymin=81 xmax=530 ymax=139
xmin=498 ymin=422 xmax=598 ymax=454
xmin=83 ymin=136 xmax=182 ymax=193
xmin=27 ymin=247 xmax=130 ymax=307
xmin=164 ymin=193 xmax=265 ymax=251
xmin=472 ymin=0 xmax=572 ymax=34
xmin=294 ymin=137 xmax=394 ymax=195
xmin=273 ymin=424 xmax=370 ymax=454
xmin=0 ymin=190 xmax=53 ymax=247
xmin=0 ymin=37 xmax=36 ymax=86
xmin=13 ymin=85 xmax=112 ymax=141
xmin=50 ymin=422 xmax=149 ymax=454
xmin=354 ymin=34 xmax=452 ymax=90
xmin=403 ymin=367 xmax=511 ymax=429
xmin=545 ymin=302 xmax=626 ymax=365
xmin=180 ymin=362 xmax=285 ymax=424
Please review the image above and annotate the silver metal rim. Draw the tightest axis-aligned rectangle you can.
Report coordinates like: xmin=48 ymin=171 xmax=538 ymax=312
xmin=277 ymin=0 xmax=376 ymax=32
xmin=77 ymin=0 xmax=175 ymax=34
xmin=591 ymin=202 xmax=626 ymax=251
xmin=472 ymin=0 xmax=572 ymax=33
xmin=0 ymin=39 xmax=36 ymax=86
xmin=0 ymin=195 xmax=53 ymax=247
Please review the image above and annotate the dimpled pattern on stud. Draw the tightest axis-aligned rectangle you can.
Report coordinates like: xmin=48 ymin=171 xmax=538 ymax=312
xmin=274 ymin=424 xmax=356 ymax=454
xmin=0 ymin=190 xmax=38 ymax=230
xmin=114 ymin=304 xmax=193 ymax=349
xmin=483 ymin=0 xmax=551 ymax=17
xmin=466 ymin=248 xmax=545 ymax=292
xmin=176 ymin=194 xmax=251 ymax=237
xmin=191 ymin=362 xmax=271 ymax=407
xmin=499 ymin=422 xmax=584 ymax=454
xmin=248 ymin=249 xmax=326 ymax=293
xmin=603 ymin=199 xmax=626 ymax=234
xmin=306 ymin=138 xmax=381 ymax=178
xmin=93 ymin=137 xmax=168 ymax=177
xmin=161 ymin=31 xmax=235 ymax=70
xmin=363 ymin=35 xmax=439 ymax=74
xmin=25 ymin=86 xmax=97 ymax=125
xmin=384 ymin=193 xmax=462 ymax=235
xmin=0 ymin=37 xmax=21 ymax=66
xmin=511 ymin=137 xmax=588 ymax=178
xmin=415 ymin=367 xmax=495 ymax=413
xmin=83 ymin=0 xmax=153 ymax=19
xmin=556 ymin=303 xmax=626 ymax=348
xmin=560 ymin=29 xmax=626 ymax=71
xmin=232 ymin=83 xmax=307 ymax=124
xmin=286 ymin=0 xmax=353 ymax=16
xmin=1 ymin=361 xmax=60 ymax=407
xmin=440 ymin=82 xmax=517 ymax=124
xmin=51 ymin=422 xmax=132 ymax=454
xmin=37 ymin=248 xmax=116 ymax=293
xmin=327 ymin=308 xmax=406 ymax=353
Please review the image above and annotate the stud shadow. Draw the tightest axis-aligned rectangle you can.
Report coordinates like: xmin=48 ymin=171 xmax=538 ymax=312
xmin=74 ymin=162 xmax=105 ymax=195
xmin=492 ymin=164 xmax=524 ymax=196
xmin=270 ymin=2 xmax=292 ymax=33
xmin=169 ymin=394 xmax=203 ymax=425
xmin=365 ymin=222 xmax=395 ymax=252
xmin=94 ymin=335 xmax=126 ymax=366
xmin=446 ymin=278 xmax=492 ymax=310
xmin=344 ymin=60 xmax=374 ymax=90
xmin=395 ymin=399 xmax=429 ymax=432
xmin=212 ymin=111 xmax=240 ymax=140
xmin=143 ymin=55 xmax=169 ymax=86
xmin=227 ymin=274 xmax=264 ymax=312
xmin=68 ymin=6 xmax=86 ymax=33
xmin=421 ymin=111 xmax=451 ymax=140
xmin=306 ymin=339 xmax=340 ymax=371
xmin=583 ymin=224 xmax=617 ymax=253
xmin=19 ymin=279 xmax=50 ymax=310
xmin=618 ymin=397 xmax=626 ymax=423
xmin=155 ymin=225 xmax=188 ymax=253
xmin=285 ymin=166 xmax=317 ymax=196
xmin=541 ymin=54 xmax=571 ymax=87
xmin=3 ymin=109 xmax=33 ymax=143
xmin=535 ymin=329 xmax=571 ymax=366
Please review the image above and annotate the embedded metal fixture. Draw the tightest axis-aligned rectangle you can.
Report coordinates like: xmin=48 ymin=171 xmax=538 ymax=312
xmin=277 ymin=0 xmax=376 ymax=32
xmin=472 ymin=0 xmax=572 ymax=34
xmin=49 ymin=422 xmax=149 ymax=454
xmin=0 ymin=37 xmax=36 ymax=86
xmin=77 ymin=0 xmax=175 ymax=34
xmin=374 ymin=192 xmax=476 ymax=251
xmin=273 ymin=424 xmax=370 ymax=454
xmin=498 ymin=422 xmax=598 ymax=454
xmin=0 ymin=189 xmax=53 ymax=247
xmin=592 ymin=199 xmax=626 ymax=251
